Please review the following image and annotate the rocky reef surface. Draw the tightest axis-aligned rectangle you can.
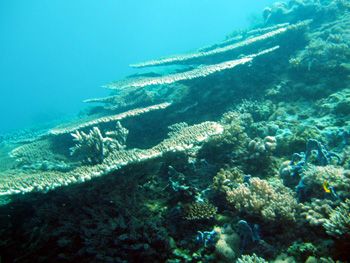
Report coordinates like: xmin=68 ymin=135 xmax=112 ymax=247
xmin=0 ymin=0 xmax=349 ymax=262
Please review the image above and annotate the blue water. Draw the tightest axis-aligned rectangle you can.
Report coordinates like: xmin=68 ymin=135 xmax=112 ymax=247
xmin=0 ymin=0 xmax=275 ymax=134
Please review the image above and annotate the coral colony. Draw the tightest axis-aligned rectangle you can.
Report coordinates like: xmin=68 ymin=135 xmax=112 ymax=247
xmin=0 ymin=0 xmax=350 ymax=262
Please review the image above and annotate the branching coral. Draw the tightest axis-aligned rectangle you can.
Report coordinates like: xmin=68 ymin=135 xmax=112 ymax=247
xmin=70 ymin=123 xmax=128 ymax=164
xmin=323 ymin=199 xmax=350 ymax=238
xmin=70 ymin=127 xmax=106 ymax=164
xmin=236 ymin=253 xmax=268 ymax=263
xmin=184 ymin=201 xmax=217 ymax=220
xmin=226 ymin=177 xmax=298 ymax=221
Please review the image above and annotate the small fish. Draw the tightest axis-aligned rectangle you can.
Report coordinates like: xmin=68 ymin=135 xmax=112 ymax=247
xmin=323 ymin=180 xmax=331 ymax=193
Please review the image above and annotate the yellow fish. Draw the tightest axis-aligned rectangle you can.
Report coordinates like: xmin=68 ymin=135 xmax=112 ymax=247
xmin=323 ymin=181 xmax=331 ymax=193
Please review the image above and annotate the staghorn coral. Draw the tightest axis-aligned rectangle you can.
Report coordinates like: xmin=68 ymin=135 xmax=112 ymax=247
xmin=50 ymin=102 xmax=171 ymax=136
xmin=236 ymin=253 xmax=268 ymax=263
xmin=323 ymin=199 xmax=350 ymax=238
xmin=226 ymin=177 xmax=297 ymax=221
xmin=106 ymin=47 xmax=279 ymax=90
xmin=184 ymin=201 xmax=217 ymax=220
xmin=70 ymin=127 xmax=106 ymax=164
xmin=70 ymin=123 xmax=128 ymax=165
xmin=0 ymin=121 xmax=224 ymax=196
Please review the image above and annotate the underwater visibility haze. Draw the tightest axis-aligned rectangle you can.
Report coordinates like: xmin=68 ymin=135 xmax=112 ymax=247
xmin=0 ymin=0 xmax=275 ymax=134
xmin=0 ymin=0 xmax=350 ymax=262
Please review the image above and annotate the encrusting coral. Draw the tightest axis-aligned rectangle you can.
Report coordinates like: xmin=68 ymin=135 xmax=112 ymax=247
xmin=299 ymin=198 xmax=335 ymax=226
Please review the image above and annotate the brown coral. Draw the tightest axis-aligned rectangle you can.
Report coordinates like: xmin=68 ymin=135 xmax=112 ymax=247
xmin=213 ymin=167 xmax=244 ymax=193
xmin=323 ymin=199 xmax=350 ymax=238
xmin=184 ymin=201 xmax=218 ymax=220
xmin=226 ymin=178 xmax=297 ymax=221
xmin=299 ymin=198 xmax=335 ymax=226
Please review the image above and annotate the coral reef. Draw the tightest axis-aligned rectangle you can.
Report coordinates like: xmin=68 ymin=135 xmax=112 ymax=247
xmin=226 ymin=177 xmax=297 ymax=221
xmin=300 ymin=198 xmax=335 ymax=226
xmin=0 ymin=121 xmax=223 ymax=196
xmin=70 ymin=123 xmax=128 ymax=164
xmin=302 ymin=165 xmax=350 ymax=199
xmin=184 ymin=201 xmax=217 ymax=220
xmin=50 ymin=102 xmax=171 ymax=135
xmin=1 ymin=0 xmax=350 ymax=261
xmin=130 ymin=22 xmax=308 ymax=68
xmin=323 ymin=199 xmax=350 ymax=238
xmin=236 ymin=253 xmax=268 ymax=263
xmin=213 ymin=166 xmax=245 ymax=193
xmin=214 ymin=224 xmax=240 ymax=262
xmin=287 ymin=242 xmax=317 ymax=262
xmin=106 ymin=47 xmax=279 ymax=90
